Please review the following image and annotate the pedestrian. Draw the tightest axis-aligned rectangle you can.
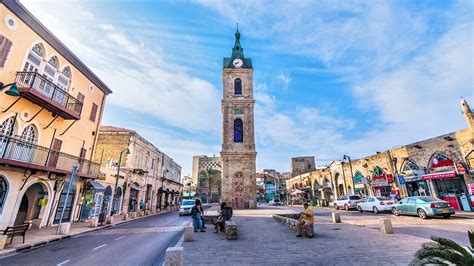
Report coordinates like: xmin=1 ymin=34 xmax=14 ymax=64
xmin=191 ymin=199 xmax=206 ymax=232
xmin=214 ymin=202 xmax=233 ymax=233
xmin=296 ymin=202 xmax=314 ymax=238
xmin=139 ymin=199 xmax=145 ymax=214
xmin=390 ymin=190 xmax=397 ymax=203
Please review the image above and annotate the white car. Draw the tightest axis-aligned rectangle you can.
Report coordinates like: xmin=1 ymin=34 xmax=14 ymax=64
xmin=357 ymin=196 xmax=395 ymax=214
xmin=179 ymin=199 xmax=195 ymax=216
xmin=269 ymin=199 xmax=282 ymax=206
xmin=334 ymin=195 xmax=362 ymax=210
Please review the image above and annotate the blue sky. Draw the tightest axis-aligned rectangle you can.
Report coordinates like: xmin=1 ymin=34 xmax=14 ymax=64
xmin=23 ymin=0 xmax=473 ymax=176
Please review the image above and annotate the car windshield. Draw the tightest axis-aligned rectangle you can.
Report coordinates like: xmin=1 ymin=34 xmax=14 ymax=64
xmin=416 ymin=196 xmax=438 ymax=202
xmin=376 ymin=197 xmax=390 ymax=201
xmin=349 ymin=196 xmax=361 ymax=200
xmin=182 ymin=200 xmax=194 ymax=206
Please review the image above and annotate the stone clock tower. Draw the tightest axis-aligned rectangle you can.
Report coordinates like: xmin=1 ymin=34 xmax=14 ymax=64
xmin=220 ymin=30 xmax=257 ymax=209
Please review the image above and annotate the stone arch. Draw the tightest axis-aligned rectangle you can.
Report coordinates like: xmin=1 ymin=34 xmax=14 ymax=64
xmin=401 ymin=160 xmax=420 ymax=172
xmin=427 ymin=152 xmax=454 ymax=169
xmin=334 ymin=172 xmax=344 ymax=196
xmin=12 ymin=178 xmax=53 ymax=227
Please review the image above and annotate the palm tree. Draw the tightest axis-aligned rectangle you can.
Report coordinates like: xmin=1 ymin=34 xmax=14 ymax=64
xmin=411 ymin=230 xmax=473 ymax=265
xmin=204 ymin=169 xmax=221 ymax=203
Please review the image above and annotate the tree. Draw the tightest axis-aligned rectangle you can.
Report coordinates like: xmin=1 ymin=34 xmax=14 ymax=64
xmin=411 ymin=230 xmax=473 ymax=265
xmin=204 ymin=169 xmax=221 ymax=203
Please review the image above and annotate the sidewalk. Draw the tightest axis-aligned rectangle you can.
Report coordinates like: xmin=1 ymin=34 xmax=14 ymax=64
xmin=0 ymin=208 xmax=176 ymax=257
xmin=183 ymin=207 xmax=429 ymax=265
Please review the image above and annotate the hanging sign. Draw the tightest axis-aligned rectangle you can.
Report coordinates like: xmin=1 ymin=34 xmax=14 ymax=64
xmin=398 ymin=175 xmax=406 ymax=185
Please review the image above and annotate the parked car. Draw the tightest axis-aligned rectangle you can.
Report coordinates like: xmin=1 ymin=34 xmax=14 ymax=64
xmin=334 ymin=195 xmax=362 ymax=210
xmin=357 ymin=196 xmax=395 ymax=214
xmin=269 ymin=199 xmax=282 ymax=206
xmin=179 ymin=199 xmax=195 ymax=216
xmin=391 ymin=196 xmax=455 ymax=219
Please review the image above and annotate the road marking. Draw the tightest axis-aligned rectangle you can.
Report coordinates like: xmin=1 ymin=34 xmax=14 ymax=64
xmin=57 ymin=259 xmax=70 ymax=265
xmin=92 ymin=244 xmax=107 ymax=251
xmin=115 ymin=236 xmax=125 ymax=241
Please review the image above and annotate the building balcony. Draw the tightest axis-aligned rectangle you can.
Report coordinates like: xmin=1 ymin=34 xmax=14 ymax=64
xmin=0 ymin=134 xmax=99 ymax=179
xmin=15 ymin=72 xmax=83 ymax=120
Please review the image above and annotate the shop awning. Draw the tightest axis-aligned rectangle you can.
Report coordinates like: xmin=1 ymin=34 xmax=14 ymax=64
xmin=89 ymin=181 xmax=105 ymax=192
xmin=183 ymin=192 xmax=196 ymax=197
xmin=421 ymin=171 xmax=456 ymax=180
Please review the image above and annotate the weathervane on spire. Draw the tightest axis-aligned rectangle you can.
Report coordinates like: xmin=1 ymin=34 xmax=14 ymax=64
xmin=236 ymin=22 xmax=239 ymax=31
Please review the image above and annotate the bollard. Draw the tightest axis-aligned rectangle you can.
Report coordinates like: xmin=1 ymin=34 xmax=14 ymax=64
xmin=379 ymin=218 xmax=393 ymax=234
xmin=332 ymin=213 xmax=341 ymax=223
xmin=90 ymin=217 xmax=98 ymax=228
xmin=106 ymin=215 xmax=114 ymax=224
xmin=0 ymin=235 xmax=8 ymax=250
xmin=123 ymin=213 xmax=129 ymax=220
xmin=184 ymin=225 xmax=194 ymax=242
xmin=164 ymin=246 xmax=183 ymax=266
xmin=59 ymin=222 xmax=71 ymax=235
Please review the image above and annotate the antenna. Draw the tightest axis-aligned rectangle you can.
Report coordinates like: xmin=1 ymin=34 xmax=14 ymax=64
xmin=236 ymin=22 xmax=239 ymax=31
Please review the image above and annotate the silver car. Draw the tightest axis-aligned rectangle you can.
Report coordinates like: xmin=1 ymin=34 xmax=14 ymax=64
xmin=334 ymin=195 xmax=362 ymax=210
xmin=179 ymin=199 xmax=195 ymax=216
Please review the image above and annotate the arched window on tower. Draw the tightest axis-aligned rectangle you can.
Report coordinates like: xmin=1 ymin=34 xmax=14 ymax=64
xmin=234 ymin=78 xmax=242 ymax=95
xmin=233 ymin=118 xmax=243 ymax=142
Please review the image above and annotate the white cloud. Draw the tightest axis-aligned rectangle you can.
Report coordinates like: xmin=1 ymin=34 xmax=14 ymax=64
xmin=276 ymin=72 xmax=292 ymax=90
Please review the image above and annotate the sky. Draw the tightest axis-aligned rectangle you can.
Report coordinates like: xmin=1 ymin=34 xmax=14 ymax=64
xmin=22 ymin=0 xmax=473 ymax=176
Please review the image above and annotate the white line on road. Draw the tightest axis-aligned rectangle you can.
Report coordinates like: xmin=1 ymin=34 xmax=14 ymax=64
xmin=57 ymin=259 xmax=70 ymax=265
xmin=92 ymin=244 xmax=107 ymax=251
xmin=114 ymin=236 xmax=125 ymax=241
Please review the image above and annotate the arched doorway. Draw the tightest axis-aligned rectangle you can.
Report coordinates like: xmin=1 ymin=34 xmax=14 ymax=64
xmin=233 ymin=172 xmax=244 ymax=209
xmin=156 ymin=187 xmax=163 ymax=210
xmin=103 ymin=186 xmax=112 ymax=215
xmin=128 ymin=182 xmax=139 ymax=212
xmin=312 ymin=179 xmax=321 ymax=199
xmin=15 ymin=183 xmax=48 ymax=225
xmin=335 ymin=173 xmax=344 ymax=197
xmin=0 ymin=175 xmax=8 ymax=214
xmin=112 ymin=187 xmax=122 ymax=215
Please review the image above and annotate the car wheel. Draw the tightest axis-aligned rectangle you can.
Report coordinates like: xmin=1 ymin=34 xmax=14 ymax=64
xmin=417 ymin=209 xmax=428 ymax=219
xmin=334 ymin=204 xmax=339 ymax=210
xmin=392 ymin=207 xmax=400 ymax=216
xmin=357 ymin=206 xmax=363 ymax=213
xmin=344 ymin=204 xmax=349 ymax=211
xmin=373 ymin=206 xmax=379 ymax=214
xmin=443 ymin=214 xmax=451 ymax=218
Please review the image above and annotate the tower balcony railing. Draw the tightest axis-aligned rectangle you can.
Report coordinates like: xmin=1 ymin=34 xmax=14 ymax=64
xmin=0 ymin=134 xmax=99 ymax=178
xmin=15 ymin=72 xmax=83 ymax=120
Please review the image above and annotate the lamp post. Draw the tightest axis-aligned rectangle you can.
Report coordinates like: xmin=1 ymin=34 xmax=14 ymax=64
xmin=343 ymin=155 xmax=355 ymax=194
xmin=57 ymin=162 xmax=79 ymax=235
xmin=113 ymin=147 xmax=130 ymax=216
xmin=0 ymin=82 xmax=20 ymax=96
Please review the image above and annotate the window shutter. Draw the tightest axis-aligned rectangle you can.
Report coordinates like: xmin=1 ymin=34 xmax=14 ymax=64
xmin=89 ymin=103 xmax=98 ymax=122
xmin=0 ymin=35 xmax=13 ymax=68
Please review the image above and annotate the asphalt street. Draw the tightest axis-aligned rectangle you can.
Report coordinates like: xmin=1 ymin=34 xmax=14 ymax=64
xmin=0 ymin=211 xmax=194 ymax=266
xmin=282 ymin=205 xmax=474 ymax=246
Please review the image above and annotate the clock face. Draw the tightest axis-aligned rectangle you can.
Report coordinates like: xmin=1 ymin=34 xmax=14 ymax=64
xmin=232 ymin=58 xmax=243 ymax=68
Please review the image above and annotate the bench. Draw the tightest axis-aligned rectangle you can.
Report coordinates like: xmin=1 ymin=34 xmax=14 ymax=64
xmin=224 ymin=221 xmax=237 ymax=240
xmin=272 ymin=214 xmax=314 ymax=237
xmin=2 ymin=224 xmax=29 ymax=244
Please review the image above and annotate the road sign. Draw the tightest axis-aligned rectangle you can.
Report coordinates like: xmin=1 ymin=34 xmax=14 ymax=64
xmin=398 ymin=175 xmax=406 ymax=185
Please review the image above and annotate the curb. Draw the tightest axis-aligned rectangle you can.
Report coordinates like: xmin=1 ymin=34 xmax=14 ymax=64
xmin=0 ymin=209 xmax=178 ymax=257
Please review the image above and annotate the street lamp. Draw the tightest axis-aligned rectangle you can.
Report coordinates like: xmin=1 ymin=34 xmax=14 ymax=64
xmin=0 ymin=82 xmax=20 ymax=96
xmin=113 ymin=147 xmax=130 ymax=216
xmin=343 ymin=155 xmax=355 ymax=194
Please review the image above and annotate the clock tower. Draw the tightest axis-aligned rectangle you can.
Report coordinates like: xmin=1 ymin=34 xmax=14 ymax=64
xmin=220 ymin=30 xmax=257 ymax=209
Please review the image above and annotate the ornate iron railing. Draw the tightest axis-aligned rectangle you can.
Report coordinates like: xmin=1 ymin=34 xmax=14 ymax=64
xmin=0 ymin=134 xmax=99 ymax=177
xmin=15 ymin=71 xmax=83 ymax=116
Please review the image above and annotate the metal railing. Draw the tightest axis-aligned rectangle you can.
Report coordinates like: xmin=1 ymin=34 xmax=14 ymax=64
xmin=0 ymin=134 xmax=99 ymax=176
xmin=15 ymin=72 xmax=83 ymax=116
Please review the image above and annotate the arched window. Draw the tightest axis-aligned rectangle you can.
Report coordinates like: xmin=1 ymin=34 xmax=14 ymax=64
xmin=372 ymin=166 xmax=386 ymax=177
xmin=430 ymin=154 xmax=453 ymax=168
xmin=353 ymin=171 xmax=363 ymax=184
xmin=20 ymin=125 xmax=36 ymax=143
xmin=0 ymin=176 xmax=7 ymax=213
xmin=0 ymin=117 xmax=15 ymax=136
xmin=233 ymin=118 xmax=243 ymax=142
xmin=23 ymin=43 xmax=43 ymax=73
xmin=56 ymin=66 xmax=71 ymax=104
xmin=234 ymin=78 xmax=242 ymax=95
xmin=48 ymin=56 xmax=58 ymax=69
xmin=402 ymin=161 xmax=420 ymax=172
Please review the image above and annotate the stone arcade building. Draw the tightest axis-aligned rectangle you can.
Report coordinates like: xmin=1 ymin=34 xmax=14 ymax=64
xmin=220 ymin=30 xmax=257 ymax=209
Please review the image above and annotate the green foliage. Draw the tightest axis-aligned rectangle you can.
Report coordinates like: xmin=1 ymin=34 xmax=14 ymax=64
xmin=411 ymin=231 xmax=474 ymax=265
xmin=310 ymin=199 xmax=318 ymax=206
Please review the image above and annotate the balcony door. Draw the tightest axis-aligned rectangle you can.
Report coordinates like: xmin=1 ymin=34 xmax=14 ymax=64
xmin=12 ymin=125 xmax=36 ymax=163
xmin=47 ymin=139 xmax=62 ymax=168
xmin=41 ymin=57 xmax=58 ymax=99
xmin=0 ymin=117 xmax=15 ymax=157
xmin=21 ymin=44 xmax=42 ymax=87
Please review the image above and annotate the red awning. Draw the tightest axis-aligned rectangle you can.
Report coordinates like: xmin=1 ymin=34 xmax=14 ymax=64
xmin=421 ymin=171 xmax=456 ymax=180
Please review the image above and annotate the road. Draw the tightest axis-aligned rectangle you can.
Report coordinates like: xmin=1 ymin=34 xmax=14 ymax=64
xmin=0 ymin=211 xmax=194 ymax=265
xmin=281 ymin=205 xmax=473 ymax=246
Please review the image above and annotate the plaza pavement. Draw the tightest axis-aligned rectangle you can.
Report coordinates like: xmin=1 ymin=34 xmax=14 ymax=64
xmin=184 ymin=207 xmax=429 ymax=265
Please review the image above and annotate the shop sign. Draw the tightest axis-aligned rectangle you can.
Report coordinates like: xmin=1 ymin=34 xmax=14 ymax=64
xmin=432 ymin=157 xmax=454 ymax=168
xmin=455 ymin=162 xmax=466 ymax=175
xmin=387 ymin=174 xmax=393 ymax=184
xmin=398 ymin=175 xmax=406 ymax=185
xmin=355 ymin=183 xmax=365 ymax=189
xmin=371 ymin=178 xmax=389 ymax=187
xmin=468 ymin=184 xmax=474 ymax=195
xmin=98 ymin=173 xmax=106 ymax=181
xmin=421 ymin=171 xmax=456 ymax=180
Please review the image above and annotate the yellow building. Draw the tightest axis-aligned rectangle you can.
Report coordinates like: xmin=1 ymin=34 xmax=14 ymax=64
xmin=0 ymin=1 xmax=111 ymax=230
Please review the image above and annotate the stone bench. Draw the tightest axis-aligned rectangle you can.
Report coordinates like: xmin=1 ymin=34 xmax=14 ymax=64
xmin=224 ymin=221 xmax=237 ymax=240
xmin=272 ymin=214 xmax=314 ymax=237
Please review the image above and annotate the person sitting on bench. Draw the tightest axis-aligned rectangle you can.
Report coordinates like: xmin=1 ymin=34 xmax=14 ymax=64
xmin=214 ymin=202 xmax=232 ymax=233
xmin=296 ymin=202 xmax=314 ymax=238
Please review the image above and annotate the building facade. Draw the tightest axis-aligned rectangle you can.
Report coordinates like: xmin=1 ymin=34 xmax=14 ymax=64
xmin=291 ymin=156 xmax=316 ymax=177
xmin=256 ymin=169 xmax=285 ymax=202
xmin=0 ymin=0 xmax=112 ymax=230
xmin=191 ymin=155 xmax=221 ymax=203
xmin=220 ymin=30 xmax=257 ymax=209
xmin=93 ymin=126 xmax=182 ymax=216
xmin=287 ymin=100 xmax=474 ymax=211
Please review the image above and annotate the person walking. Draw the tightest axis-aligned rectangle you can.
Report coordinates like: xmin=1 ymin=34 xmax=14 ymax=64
xmin=296 ymin=202 xmax=314 ymax=238
xmin=192 ymin=199 xmax=206 ymax=232
xmin=139 ymin=199 xmax=145 ymax=215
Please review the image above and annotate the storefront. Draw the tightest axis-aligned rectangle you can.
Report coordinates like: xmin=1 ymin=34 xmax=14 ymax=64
xmin=353 ymin=172 xmax=368 ymax=196
xmin=79 ymin=181 xmax=105 ymax=221
xmin=128 ymin=182 xmax=140 ymax=212
xmin=402 ymin=171 xmax=430 ymax=197
xmin=422 ymin=171 xmax=472 ymax=211
xmin=370 ymin=167 xmax=393 ymax=197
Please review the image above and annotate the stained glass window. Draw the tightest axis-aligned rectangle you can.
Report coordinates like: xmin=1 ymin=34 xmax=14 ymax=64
xmin=234 ymin=78 xmax=242 ymax=95
xmin=233 ymin=119 xmax=243 ymax=142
